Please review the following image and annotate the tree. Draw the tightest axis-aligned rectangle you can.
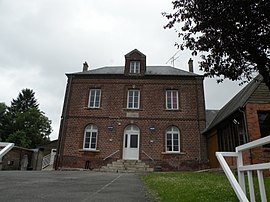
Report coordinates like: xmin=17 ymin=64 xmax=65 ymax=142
xmin=163 ymin=0 xmax=270 ymax=88
xmin=6 ymin=108 xmax=51 ymax=148
xmin=1 ymin=89 xmax=51 ymax=148
xmin=10 ymin=88 xmax=39 ymax=113
xmin=0 ymin=103 xmax=8 ymax=141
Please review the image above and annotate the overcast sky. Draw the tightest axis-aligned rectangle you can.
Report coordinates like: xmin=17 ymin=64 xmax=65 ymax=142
xmin=0 ymin=0 xmax=245 ymax=140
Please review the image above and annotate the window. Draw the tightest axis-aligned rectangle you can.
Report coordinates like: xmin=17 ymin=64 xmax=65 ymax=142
xmin=127 ymin=90 xmax=140 ymax=109
xmin=165 ymin=126 xmax=180 ymax=152
xmin=130 ymin=61 xmax=140 ymax=74
xmin=166 ymin=90 xmax=179 ymax=110
xmin=257 ymin=111 xmax=270 ymax=147
xmin=83 ymin=124 xmax=98 ymax=150
xmin=88 ymin=89 xmax=101 ymax=108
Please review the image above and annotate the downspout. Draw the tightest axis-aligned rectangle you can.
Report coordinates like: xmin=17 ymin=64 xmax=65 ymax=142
xmin=238 ymin=108 xmax=252 ymax=164
xmin=195 ymin=77 xmax=205 ymax=167
xmin=55 ymin=75 xmax=73 ymax=169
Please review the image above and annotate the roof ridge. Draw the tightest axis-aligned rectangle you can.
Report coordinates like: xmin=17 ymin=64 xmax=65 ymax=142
xmin=69 ymin=65 xmax=200 ymax=76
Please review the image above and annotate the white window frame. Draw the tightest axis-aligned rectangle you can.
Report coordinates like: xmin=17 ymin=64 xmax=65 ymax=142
xmin=165 ymin=126 xmax=180 ymax=153
xmin=127 ymin=89 xmax=140 ymax=109
xmin=83 ymin=124 xmax=98 ymax=150
xmin=88 ymin=89 xmax=101 ymax=108
xmin=130 ymin=61 xmax=140 ymax=74
xmin=166 ymin=90 xmax=179 ymax=110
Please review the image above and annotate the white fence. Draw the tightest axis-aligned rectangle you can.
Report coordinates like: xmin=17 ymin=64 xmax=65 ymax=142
xmin=216 ymin=135 xmax=270 ymax=202
xmin=0 ymin=142 xmax=14 ymax=159
xmin=42 ymin=149 xmax=56 ymax=169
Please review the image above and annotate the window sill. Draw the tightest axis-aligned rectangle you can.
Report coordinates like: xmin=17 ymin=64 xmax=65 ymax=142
xmin=165 ymin=109 xmax=180 ymax=111
xmin=78 ymin=149 xmax=100 ymax=152
xmin=84 ymin=107 xmax=102 ymax=110
xmin=161 ymin=152 xmax=186 ymax=155
xmin=123 ymin=108 xmax=143 ymax=111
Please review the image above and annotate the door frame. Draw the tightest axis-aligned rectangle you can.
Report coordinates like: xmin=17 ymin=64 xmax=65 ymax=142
xmin=122 ymin=125 xmax=140 ymax=160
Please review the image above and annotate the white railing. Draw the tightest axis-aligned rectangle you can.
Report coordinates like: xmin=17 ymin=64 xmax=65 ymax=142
xmin=0 ymin=142 xmax=14 ymax=159
xmin=216 ymin=135 xmax=270 ymax=202
xmin=103 ymin=150 xmax=120 ymax=161
xmin=142 ymin=150 xmax=154 ymax=161
xmin=42 ymin=153 xmax=51 ymax=169
xmin=42 ymin=149 xmax=57 ymax=169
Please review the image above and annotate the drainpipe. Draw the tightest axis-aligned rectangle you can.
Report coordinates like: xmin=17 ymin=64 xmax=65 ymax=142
xmin=195 ymin=76 xmax=205 ymax=168
xmin=55 ymin=75 xmax=73 ymax=170
xmin=238 ymin=108 xmax=252 ymax=164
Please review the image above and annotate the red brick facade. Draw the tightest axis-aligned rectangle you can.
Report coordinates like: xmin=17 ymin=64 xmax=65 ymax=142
xmin=245 ymin=103 xmax=270 ymax=165
xmin=55 ymin=50 xmax=207 ymax=170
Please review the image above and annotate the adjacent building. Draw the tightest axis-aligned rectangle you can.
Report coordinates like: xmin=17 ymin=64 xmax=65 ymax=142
xmin=204 ymin=75 xmax=270 ymax=168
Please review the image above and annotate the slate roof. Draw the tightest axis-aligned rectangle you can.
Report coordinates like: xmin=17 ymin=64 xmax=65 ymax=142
xmin=205 ymin=110 xmax=219 ymax=129
xmin=70 ymin=66 xmax=199 ymax=77
xmin=204 ymin=74 xmax=263 ymax=133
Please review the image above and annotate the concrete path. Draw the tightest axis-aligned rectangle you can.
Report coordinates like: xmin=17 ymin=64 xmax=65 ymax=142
xmin=0 ymin=171 xmax=149 ymax=202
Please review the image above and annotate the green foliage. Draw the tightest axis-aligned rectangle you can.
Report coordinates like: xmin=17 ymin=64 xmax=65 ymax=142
xmin=163 ymin=0 xmax=270 ymax=88
xmin=10 ymin=88 xmax=39 ymax=113
xmin=6 ymin=131 xmax=31 ymax=148
xmin=0 ymin=89 xmax=51 ymax=148
xmin=0 ymin=103 xmax=8 ymax=141
xmin=142 ymin=172 xmax=270 ymax=202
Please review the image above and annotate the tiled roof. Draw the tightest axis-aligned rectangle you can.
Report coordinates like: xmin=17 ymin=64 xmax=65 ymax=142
xmin=205 ymin=110 xmax=219 ymax=128
xmin=70 ymin=66 xmax=199 ymax=76
xmin=204 ymin=74 xmax=263 ymax=133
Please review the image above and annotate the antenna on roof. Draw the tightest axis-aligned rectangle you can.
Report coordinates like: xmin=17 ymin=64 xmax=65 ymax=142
xmin=166 ymin=50 xmax=181 ymax=67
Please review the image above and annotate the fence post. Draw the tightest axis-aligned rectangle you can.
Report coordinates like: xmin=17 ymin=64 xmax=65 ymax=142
xmin=237 ymin=151 xmax=246 ymax=194
xmin=247 ymin=171 xmax=255 ymax=202
xmin=257 ymin=170 xmax=267 ymax=202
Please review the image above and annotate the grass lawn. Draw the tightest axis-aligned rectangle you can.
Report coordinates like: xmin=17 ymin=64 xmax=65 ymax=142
xmin=142 ymin=171 xmax=270 ymax=202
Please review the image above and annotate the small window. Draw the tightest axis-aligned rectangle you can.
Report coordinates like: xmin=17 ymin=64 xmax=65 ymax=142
xmin=130 ymin=61 xmax=140 ymax=74
xmin=130 ymin=135 xmax=138 ymax=148
xmin=83 ymin=124 xmax=98 ymax=150
xmin=165 ymin=126 xmax=180 ymax=152
xmin=257 ymin=111 xmax=270 ymax=147
xmin=127 ymin=89 xmax=140 ymax=109
xmin=88 ymin=89 xmax=101 ymax=108
xmin=166 ymin=90 xmax=179 ymax=110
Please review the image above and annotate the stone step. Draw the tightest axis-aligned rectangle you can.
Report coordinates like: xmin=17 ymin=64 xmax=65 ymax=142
xmin=117 ymin=159 xmax=142 ymax=163
xmin=99 ymin=159 xmax=153 ymax=173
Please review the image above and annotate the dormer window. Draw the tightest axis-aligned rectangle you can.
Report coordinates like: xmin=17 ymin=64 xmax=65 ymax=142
xmin=130 ymin=61 xmax=140 ymax=74
xmin=124 ymin=49 xmax=146 ymax=76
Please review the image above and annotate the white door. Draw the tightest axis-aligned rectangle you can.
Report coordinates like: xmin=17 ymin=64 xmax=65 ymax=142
xmin=123 ymin=125 xmax=140 ymax=160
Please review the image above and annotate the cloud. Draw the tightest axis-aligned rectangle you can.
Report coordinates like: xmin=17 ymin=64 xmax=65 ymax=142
xmin=0 ymin=0 xmax=245 ymax=140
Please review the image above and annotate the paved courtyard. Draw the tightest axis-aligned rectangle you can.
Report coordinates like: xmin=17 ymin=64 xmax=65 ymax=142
xmin=0 ymin=171 xmax=149 ymax=202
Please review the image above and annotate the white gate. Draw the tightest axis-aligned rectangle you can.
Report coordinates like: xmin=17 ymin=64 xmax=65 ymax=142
xmin=216 ymin=135 xmax=270 ymax=202
xmin=0 ymin=142 xmax=14 ymax=159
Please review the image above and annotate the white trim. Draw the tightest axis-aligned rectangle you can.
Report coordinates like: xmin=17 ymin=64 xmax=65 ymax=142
xmin=78 ymin=149 xmax=100 ymax=152
xmin=166 ymin=90 xmax=179 ymax=110
xmin=123 ymin=125 xmax=140 ymax=160
xmin=0 ymin=142 xmax=14 ymax=159
xmin=165 ymin=126 xmax=180 ymax=152
xmin=83 ymin=124 xmax=98 ymax=150
xmin=88 ymin=89 xmax=101 ymax=108
xmin=127 ymin=89 xmax=140 ymax=109
xmin=130 ymin=61 xmax=140 ymax=74
xmin=236 ymin=135 xmax=270 ymax=152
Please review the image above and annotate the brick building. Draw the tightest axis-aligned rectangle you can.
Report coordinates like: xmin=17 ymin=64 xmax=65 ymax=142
xmin=204 ymin=75 xmax=270 ymax=168
xmin=55 ymin=49 xmax=207 ymax=171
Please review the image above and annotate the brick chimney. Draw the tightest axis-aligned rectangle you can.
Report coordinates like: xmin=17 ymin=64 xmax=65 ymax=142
xmin=188 ymin=58 xmax=193 ymax=72
xmin=83 ymin=61 xmax=89 ymax=72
